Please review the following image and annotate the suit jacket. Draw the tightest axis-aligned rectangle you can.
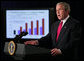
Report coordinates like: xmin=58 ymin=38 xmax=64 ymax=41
xmin=38 ymin=17 xmax=81 ymax=59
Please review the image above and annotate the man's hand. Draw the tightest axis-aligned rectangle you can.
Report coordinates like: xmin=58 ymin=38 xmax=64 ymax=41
xmin=24 ymin=40 xmax=38 ymax=45
xmin=51 ymin=48 xmax=62 ymax=56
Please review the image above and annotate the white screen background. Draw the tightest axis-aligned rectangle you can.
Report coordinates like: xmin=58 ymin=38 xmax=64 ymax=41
xmin=6 ymin=10 xmax=49 ymax=39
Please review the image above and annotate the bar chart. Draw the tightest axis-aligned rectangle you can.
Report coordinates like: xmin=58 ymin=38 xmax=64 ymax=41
xmin=6 ymin=10 xmax=49 ymax=39
xmin=17 ymin=18 xmax=45 ymax=35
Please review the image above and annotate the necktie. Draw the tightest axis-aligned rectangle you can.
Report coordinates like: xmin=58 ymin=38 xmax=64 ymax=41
xmin=56 ymin=21 xmax=63 ymax=42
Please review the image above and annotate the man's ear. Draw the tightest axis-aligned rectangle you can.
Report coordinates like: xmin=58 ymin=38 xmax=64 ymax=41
xmin=66 ymin=10 xmax=69 ymax=15
xmin=67 ymin=10 xmax=70 ymax=14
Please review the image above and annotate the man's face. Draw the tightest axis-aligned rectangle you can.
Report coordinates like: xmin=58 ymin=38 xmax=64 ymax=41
xmin=56 ymin=4 xmax=68 ymax=20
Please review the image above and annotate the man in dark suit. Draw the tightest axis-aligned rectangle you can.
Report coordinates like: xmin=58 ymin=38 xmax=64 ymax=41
xmin=24 ymin=2 xmax=81 ymax=60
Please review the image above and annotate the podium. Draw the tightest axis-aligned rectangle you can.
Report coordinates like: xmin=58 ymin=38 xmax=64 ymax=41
xmin=4 ymin=42 xmax=51 ymax=60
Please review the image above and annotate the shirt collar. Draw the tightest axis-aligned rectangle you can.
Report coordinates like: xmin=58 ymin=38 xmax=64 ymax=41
xmin=61 ymin=15 xmax=70 ymax=26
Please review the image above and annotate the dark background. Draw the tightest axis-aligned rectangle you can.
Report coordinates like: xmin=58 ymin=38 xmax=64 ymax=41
xmin=1 ymin=0 xmax=83 ymax=60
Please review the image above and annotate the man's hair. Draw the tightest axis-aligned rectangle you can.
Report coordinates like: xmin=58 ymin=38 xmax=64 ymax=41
xmin=56 ymin=2 xmax=70 ymax=13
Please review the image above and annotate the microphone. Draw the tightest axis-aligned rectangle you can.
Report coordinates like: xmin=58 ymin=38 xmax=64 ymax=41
xmin=14 ymin=32 xmax=28 ymax=43
xmin=20 ymin=32 xmax=28 ymax=37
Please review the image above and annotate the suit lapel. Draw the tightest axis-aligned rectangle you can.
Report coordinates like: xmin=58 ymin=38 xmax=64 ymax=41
xmin=55 ymin=21 xmax=60 ymax=36
xmin=57 ymin=17 xmax=71 ymax=44
xmin=52 ymin=21 xmax=60 ymax=47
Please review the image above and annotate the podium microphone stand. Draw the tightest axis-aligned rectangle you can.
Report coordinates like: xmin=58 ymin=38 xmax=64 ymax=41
xmin=4 ymin=32 xmax=50 ymax=60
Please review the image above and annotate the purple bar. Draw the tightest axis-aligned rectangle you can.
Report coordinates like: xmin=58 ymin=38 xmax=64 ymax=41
xmin=29 ymin=28 xmax=31 ymax=35
xmin=34 ymin=28 xmax=37 ymax=35
xmin=40 ymin=27 xmax=42 ymax=35
xmin=18 ymin=30 xmax=20 ymax=35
